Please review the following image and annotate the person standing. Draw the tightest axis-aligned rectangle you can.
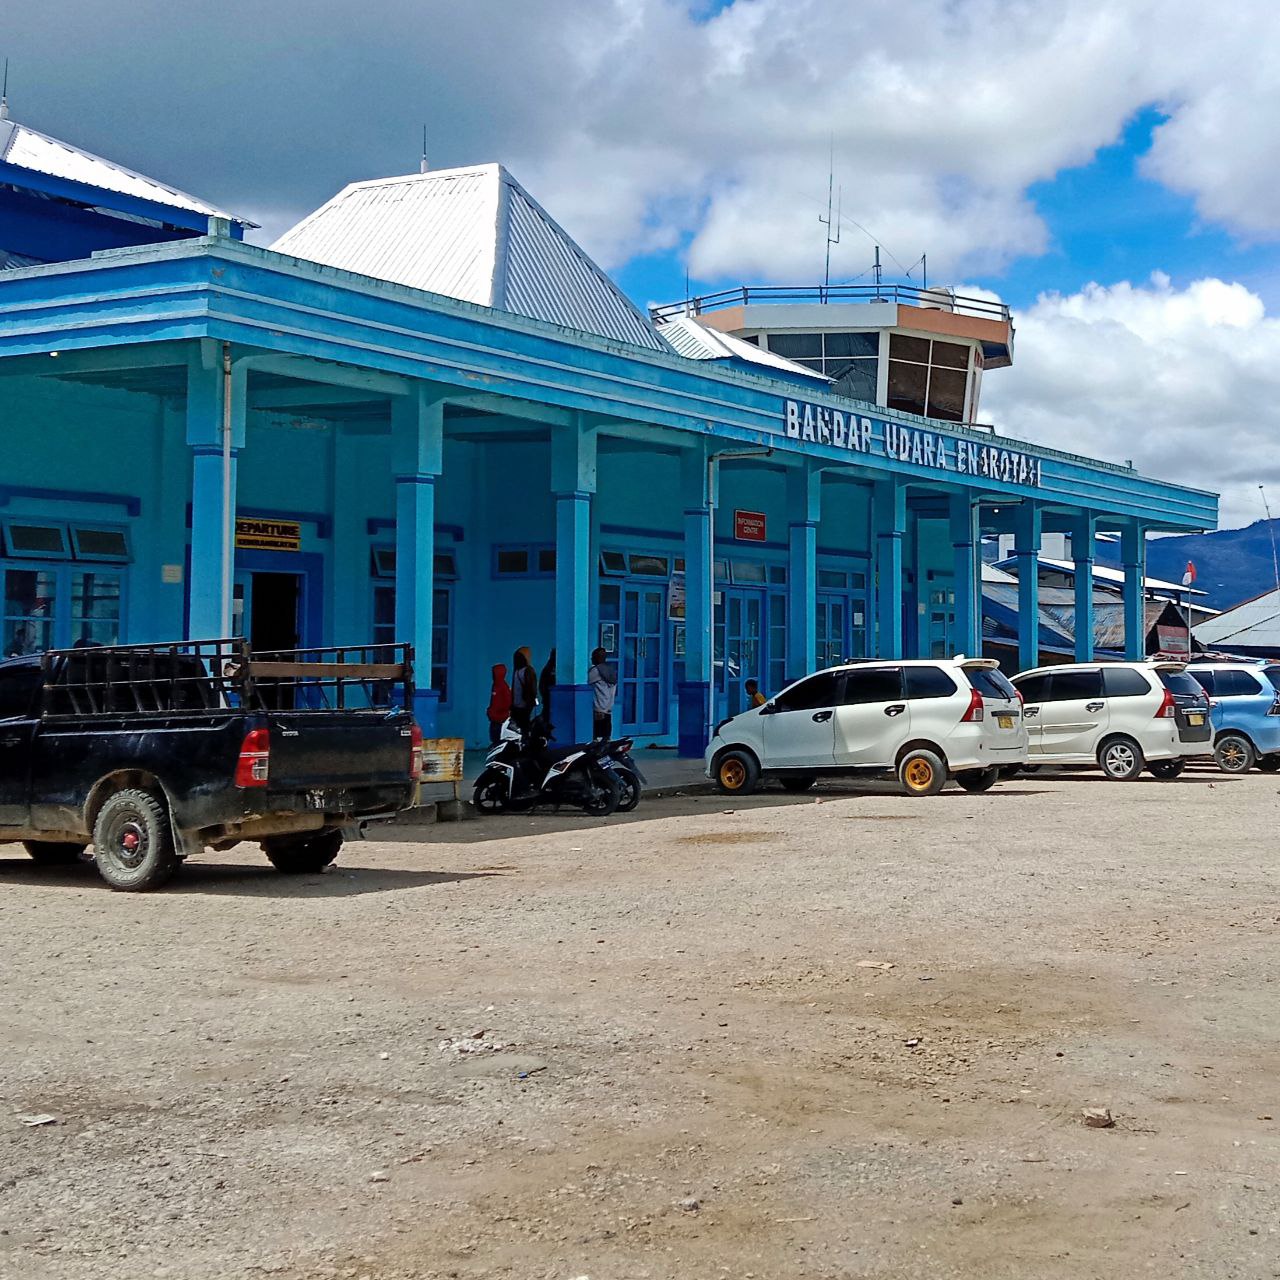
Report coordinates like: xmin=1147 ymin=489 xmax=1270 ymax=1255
xmin=539 ymin=648 xmax=557 ymax=716
xmin=744 ymin=678 xmax=767 ymax=708
xmin=510 ymin=646 xmax=538 ymax=731
xmin=588 ymin=646 xmax=617 ymax=740
xmin=486 ymin=662 xmax=512 ymax=743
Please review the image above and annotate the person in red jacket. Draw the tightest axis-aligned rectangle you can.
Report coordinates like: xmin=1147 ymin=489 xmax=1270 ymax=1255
xmin=486 ymin=662 xmax=512 ymax=743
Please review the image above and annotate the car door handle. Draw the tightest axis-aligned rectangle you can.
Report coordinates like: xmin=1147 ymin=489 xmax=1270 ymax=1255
xmin=1024 ymin=706 xmax=1039 ymax=718
xmin=812 ymin=710 xmax=833 ymax=723
xmin=884 ymin=704 xmax=906 ymax=717
xmin=0 ymin=735 xmax=20 ymax=746
xmin=1086 ymin=701 xmax=1104 ymax=712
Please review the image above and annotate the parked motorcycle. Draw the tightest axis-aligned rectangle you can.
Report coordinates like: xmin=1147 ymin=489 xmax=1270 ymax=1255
xmin=473 ymin=717 xmax=621 ymax=816
xmin=599 ymin=735 xmax=644 ymax=812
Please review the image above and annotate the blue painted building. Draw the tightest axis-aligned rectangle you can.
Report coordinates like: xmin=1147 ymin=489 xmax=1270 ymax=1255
xmin=0 ymin=117 xmax=1218 ymax=754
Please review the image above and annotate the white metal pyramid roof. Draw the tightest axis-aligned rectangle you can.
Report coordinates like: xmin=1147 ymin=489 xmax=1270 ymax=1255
xmin=271 ymin=163 xmax=664 ymax=350
xmin=0 ymin=115 xmax=244 ymax=223
xmin=657 ymin=314 xmax=829 ymax=381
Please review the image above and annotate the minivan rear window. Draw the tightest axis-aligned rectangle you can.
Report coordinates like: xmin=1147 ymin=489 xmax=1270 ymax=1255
xmin=1264 ymin=667 xmax=1280 ymax=693
xmin=1159 ymin=671 xmax=1207 ymax=699
xmin=965 ymin=668 xmax=1018 ymax=701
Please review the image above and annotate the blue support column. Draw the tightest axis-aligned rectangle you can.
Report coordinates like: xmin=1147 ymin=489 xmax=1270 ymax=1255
xmin=392 ymin=386 xmax=444 ymax=733
xmin=949 ymin=492 xmax=980 ymax=659
xmin=873 ymin=479 xmax=905 ymax=659
xmin=786 ymin=466 xmax=821 ymax=683
xmin=550 ymin=423 xmax=597 ymax=745
xmin=1072 ymin=511 xmax=1097 ymax=662
xmin=1014 ymin=501 xmax=1042 ymax=671
xmin=1121 ymin=521 xmax=1147 ymax=660
xmin=185 ymin=342 xmax=245 ymax=640
xmin=678 ymin=446 xmax=712 ymax=758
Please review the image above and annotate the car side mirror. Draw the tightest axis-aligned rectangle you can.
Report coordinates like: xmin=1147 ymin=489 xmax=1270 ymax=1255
xmin=758 ymin=700 xmax=777 ymax=715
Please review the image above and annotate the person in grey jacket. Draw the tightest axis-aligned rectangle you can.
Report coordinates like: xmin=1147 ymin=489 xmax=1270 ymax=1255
xmin=588 ymin=647 xmax=617 ymax=740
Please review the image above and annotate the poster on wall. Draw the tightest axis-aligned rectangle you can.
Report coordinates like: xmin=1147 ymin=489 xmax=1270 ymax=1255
xmin=667 ymin=571 xmax=686 ymax=621
xmin=734 ymin=509 xmax=767 ymax=542
xmin=600 ymin=622 xmax=618 ymax=655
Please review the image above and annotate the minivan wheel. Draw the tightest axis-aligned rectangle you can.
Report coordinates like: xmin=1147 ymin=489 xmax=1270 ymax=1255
xmin=954 ymin=767 xmax=999 ymax=793
xmin=1149 ymin=759 xmax=1186 ymax=780
xmin=715 ymin=749 xmax=760 ymax=795
xmin=1098 ymin=737 xmax=1144 ymax=781
xmin=898 ymin=748 xmax=946 ymax=797
xmin=1257 ymin=753 xmax=1280 ymax=774
xmin=1215 ymin=733 xmax=1256 ymax=774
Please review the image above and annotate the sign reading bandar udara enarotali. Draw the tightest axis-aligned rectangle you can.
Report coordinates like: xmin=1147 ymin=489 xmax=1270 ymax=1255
xmin=782 ymin=398 xmax=1042 ymax=488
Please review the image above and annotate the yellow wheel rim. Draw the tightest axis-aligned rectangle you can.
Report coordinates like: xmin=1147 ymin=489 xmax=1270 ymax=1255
xmin=904 ymin=758 xmax=934 ymax=791
xmin=720 ymin=758 xmax=747 ymax=790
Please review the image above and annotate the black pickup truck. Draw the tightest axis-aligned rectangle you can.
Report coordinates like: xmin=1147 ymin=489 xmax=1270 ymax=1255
xmin=0 ymin=639 xmax=422 ymax=891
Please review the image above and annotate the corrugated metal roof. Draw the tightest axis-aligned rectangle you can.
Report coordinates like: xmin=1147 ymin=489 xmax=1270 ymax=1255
xmin=271 ymin=162 xmax=665 ymax=351
xmin=657 ymin=314 xmax=830 ymax=380
xmin=1192 ymin=587 xmax=1280 ymax=646
xmin=0 ymin=115 xmax=244 ymax=223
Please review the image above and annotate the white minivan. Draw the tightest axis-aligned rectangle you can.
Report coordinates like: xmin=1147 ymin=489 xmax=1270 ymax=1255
xmin=705 ymin=656 xmax=1027 ymax=797
xmin=1009 ymin=660 xmax=1213 ymax=780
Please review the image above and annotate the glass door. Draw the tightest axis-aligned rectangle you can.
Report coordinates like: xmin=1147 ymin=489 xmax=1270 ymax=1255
xmin=620 ymin=584 xmax=665 ymax=734
xmin=716 ymin=588 xmax=764 ymax=720
xmin=815 ymin=595 xmax=847 ymax=669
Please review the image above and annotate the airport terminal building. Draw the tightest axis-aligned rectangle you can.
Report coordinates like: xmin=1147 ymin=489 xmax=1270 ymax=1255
xmin=0 ymin=112 xmax=1218 ymax=752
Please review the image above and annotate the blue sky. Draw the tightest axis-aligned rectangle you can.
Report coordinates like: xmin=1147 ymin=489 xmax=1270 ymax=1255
xmin=616 ymin=108 xmax=1280 ymax=315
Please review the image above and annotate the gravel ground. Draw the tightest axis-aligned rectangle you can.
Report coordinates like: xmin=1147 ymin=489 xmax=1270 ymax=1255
xmin=1 ymin=768 xmax=1278 ymax=1280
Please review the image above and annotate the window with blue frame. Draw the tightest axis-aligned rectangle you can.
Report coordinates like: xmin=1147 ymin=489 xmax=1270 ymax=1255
xmin=493 ymin=544 xmax=556 ymax=578
xmin=370 ymin=546 xmax=456 ymax=702
xmin=2 ymin=520 xmax=129 ymax=657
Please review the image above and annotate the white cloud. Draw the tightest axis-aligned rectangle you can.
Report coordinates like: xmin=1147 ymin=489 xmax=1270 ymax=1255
xmin=980 ymin=274 xmax=1280 ymax=529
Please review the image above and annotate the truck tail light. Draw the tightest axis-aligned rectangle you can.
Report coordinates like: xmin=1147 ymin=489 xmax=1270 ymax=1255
xmin=235 ymin=727 xmax=270 ymax=787
xmin=1154 ymin=689 xmax=1177 ymax=719
xmin=961 ymin=687 xmax=985 ymax=722
xmin=410 ymin=723 xmax=424 ymax=780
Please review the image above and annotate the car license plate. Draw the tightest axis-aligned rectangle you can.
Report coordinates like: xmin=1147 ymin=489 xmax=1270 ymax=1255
xmin=1188 ymin=712 xmax=1204 ymax=725
xmin=997 ymin=715 xmax=1014 ymax=729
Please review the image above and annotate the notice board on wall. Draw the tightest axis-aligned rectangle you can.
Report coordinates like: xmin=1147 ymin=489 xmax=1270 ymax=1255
xmin=235 ymin=518 xmax=301 ymax=552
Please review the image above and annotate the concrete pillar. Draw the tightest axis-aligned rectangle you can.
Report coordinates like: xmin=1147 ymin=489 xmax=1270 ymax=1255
xmin=392 ymin=385 xmax=445 ymax=732
xmin=1121 ymin=521 xmax=1147 ymax=661
xmin=1014 ymin=500 xmax=1042 ymax=670
xmin=786 ymin=466 xmax=821 ymax=682
xmin=1072 ymin=511 xmax=1097 ymax=662
xmin=678 ymin=445 xmax=712 ymax=758
xmin=949 ymin=492 xmax=980 ymax=658
xmin=185 ymin=342 xmax=246 ymax=640
xmin=872 ymin=478 xmax=906 ymax=659
xmin=550 ymin=421 xmax=597 ymax=744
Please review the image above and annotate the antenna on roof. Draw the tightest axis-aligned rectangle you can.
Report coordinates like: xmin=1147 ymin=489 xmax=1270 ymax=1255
xmin=1 ymin=59 xmax=10 ymax=121
xmin=419 ymin=123 xmax=428 ymax=174
xmin=819 ymin=138 xmax=841 ymax=294
xmin=1260 ymin=485 xmax=1280 ymax=596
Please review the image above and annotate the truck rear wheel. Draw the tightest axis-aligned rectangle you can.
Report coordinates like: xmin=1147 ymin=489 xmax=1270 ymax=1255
xmin=23 ymin=840 xmax=86 ymax=866
xmin=92 ymin=789 xmax=178 ymax=892
xmin=263 ymin=828 xmax=343 ymax=874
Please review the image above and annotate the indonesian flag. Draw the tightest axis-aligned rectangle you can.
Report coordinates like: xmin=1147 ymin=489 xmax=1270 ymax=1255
xmin=1181 ymin=560 xmax=1197 ymax=587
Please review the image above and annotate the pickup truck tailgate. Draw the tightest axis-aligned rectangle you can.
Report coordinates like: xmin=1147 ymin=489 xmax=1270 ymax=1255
xmin=264 ymin=711 xmax=415 ymax=791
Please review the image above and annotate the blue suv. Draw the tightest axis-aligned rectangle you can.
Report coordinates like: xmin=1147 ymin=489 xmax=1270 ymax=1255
xmin=1186 ymin=661 xmax=1280 ymax=773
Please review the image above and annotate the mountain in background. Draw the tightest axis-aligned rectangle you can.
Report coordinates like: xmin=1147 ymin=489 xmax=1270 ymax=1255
xmin=1097 ymin=519 xmax=1280 ymax=611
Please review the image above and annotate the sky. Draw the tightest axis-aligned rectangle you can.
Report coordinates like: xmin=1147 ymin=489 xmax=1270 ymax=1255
xmin=4 ymin=0 xmax=1280 ymax=528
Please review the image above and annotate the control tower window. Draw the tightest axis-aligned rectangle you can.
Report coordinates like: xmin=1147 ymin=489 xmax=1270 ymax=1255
xmin=887 ymin=335 xmax=972 ymax=422
xmin=766 ymin=332 xmax=878 ymax=401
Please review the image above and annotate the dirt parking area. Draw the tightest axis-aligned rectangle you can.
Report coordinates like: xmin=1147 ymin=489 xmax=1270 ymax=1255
xmin=1 ymin=769 xmax=1278 ymax=1280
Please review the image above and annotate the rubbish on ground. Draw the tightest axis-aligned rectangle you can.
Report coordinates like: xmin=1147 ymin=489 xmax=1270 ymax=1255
xmin=440 ymin=1034 xmax=507 ymax=1055
xmin=18 ymin=1114 xmax=57 ymax=1127
xmin=1082 ymin=1107 xmax=1115 ymax=1128
xmin=677 ymin=1197 xmax=701 ymax=1212
xmin=369 ymin=1171 xmax=390 ymax=1183
xmin=856 ymin=960 xmax=894 ymax=971
xmin=905 ymin=1037 xmax=921 ymax=1048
